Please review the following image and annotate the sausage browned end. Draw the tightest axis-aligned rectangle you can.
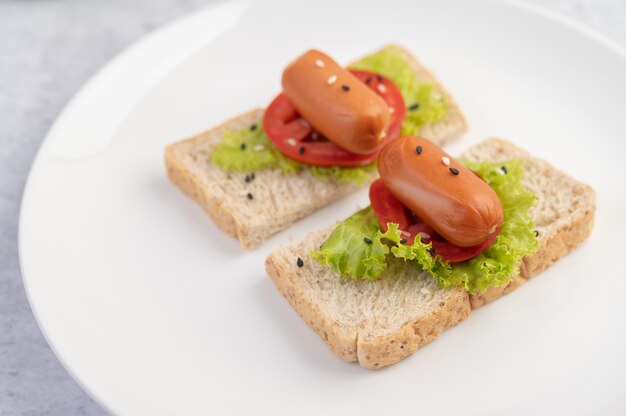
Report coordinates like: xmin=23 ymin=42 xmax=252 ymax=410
xmin=281 ymin=50 xmax=390 ymax=155
xmin=377 ymin=137 xmax=504 ymax=247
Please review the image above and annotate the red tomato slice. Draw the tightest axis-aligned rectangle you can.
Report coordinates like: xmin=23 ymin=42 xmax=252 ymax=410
xmin=369 ymin=179 xmax=501 ymax=263
xmin=263 ymin=70 xmax=406 ymax=167
xmin=431 ymin=233 xmax=500 ymax=263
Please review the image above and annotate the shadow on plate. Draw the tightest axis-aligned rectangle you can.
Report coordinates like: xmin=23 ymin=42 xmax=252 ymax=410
xmin=252 ymin=274 xmax=366 ymax=375
xmin=148 ymin=173 xmax=245 ymax=257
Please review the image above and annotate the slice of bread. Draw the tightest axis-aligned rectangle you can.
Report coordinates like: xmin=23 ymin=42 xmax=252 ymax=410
xmin=165 ymin=45 xmax=467 ymax=249
xmin=265 ymin=138 xmax=596 ymax=369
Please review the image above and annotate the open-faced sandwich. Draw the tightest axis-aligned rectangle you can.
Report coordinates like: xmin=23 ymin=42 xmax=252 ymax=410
xmin=266 ymin=137 xmax=596 ymax=369
xmin=165 ymin=45 xmax=467 ymax=249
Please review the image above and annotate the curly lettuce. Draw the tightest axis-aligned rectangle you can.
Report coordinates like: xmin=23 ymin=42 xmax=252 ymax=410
xmin=309 ymin=207 xmax=392 ymax=279
xmin=310 ymin=159 xmax=539 ymax=294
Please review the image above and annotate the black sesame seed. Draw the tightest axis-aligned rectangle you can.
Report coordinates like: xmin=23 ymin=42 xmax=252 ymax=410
xmin=501 ymin=165 xmax=508 ymax=174
xmin=245 ymin=174 xmax=252 ymax=183
xmin=250 ymin=172 xmax=255 ymax=180
xmin=408 ymin=103 xmax=420 ymax=111
xmin=366 ymin=76 xmax=372 ymax=84
xmin=363 ymin=237 xmax=373 ymax=244
xmin=376 ymin=73 xmax=383 ymax=82
xmin=428 ymin=247 xmax=436 ymax=255
xmin=400 ymin=238 xmax=407 ymax=244
xmin=416 ymin=145 xmax=423 ymax=155
xmin=299 ymin=146 xmax=305 ymax=154
xmin=341 ymin=85 xmax=350 ymax=91
xmin=296 ymin=257 xmax=304 ymax=268
xmin=250 ymin=124 xmax=258 ymax=131
xmin=240 ymin=143 xmax=246 ymax=150
xmin=246 ymin=192 xmax=253 ymax=200
xmin=449 ymin=167 xmax=459 ymax=175
xmin=534 ymin=230 xmax=539 ymax=237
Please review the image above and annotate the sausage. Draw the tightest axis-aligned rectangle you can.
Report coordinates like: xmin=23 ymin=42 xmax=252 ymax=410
xmin=281 ymin=50 xmax=390 ymax=155
xmin=377 ymin=137 xmax=504 ymax=247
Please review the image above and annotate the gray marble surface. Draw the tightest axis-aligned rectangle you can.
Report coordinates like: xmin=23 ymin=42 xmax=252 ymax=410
xmin=0 ymin=0 xmax=624 ymax=414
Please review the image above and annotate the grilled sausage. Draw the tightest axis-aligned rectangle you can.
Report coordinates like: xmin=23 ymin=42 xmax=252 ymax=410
xmin=377 ymin=137 xmax=504 ymax=247
xmin=281 ymin=50 xmax=390 ymax=154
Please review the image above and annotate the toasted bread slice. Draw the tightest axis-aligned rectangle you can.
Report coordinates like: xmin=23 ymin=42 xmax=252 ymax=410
xmin=265 ymin=138 xmax=596 ymax=369
xmin=165 ymin=45 xmax=467 ymax=249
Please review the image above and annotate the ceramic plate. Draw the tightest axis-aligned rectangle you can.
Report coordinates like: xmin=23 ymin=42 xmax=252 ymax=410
xmin=20 ymin=0 xmax=626 ymax=414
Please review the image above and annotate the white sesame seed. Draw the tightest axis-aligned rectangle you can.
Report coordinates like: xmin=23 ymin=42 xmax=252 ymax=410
xmin=496 ymin=168 xmax=505 ymax=175
xmin=254 ymin=144 xmax=265 ymax=151
xmin=442 ymin=156 xmax=450 ymax=166
xmin=400 ymin=230 xmax=411 ymax=237
xmin=287 ymin=138 xmax=298 ymax=146
xmin=327 ymin=75 xmax=337 ymax=85
xmin=377 ymin=83 xmax=387 ymax=93
xmin=420 ymin=287 xmax=431 ymax=295
xmin=315 ymin=59 xmax=325 ymax=68
xmin=418 ymin=232 xmax=431 ymax=240
xmin=388 ymin=107 xmax=395 ymax=113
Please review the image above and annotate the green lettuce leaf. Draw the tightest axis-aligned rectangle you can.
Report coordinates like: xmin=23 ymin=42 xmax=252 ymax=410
xmin=210 ymin=123 xmax=300 ymax=174
xmin=309 ymin=159 xmax=540 ymax=294
xmin=349 ymin=46 xmax=448 ymax=136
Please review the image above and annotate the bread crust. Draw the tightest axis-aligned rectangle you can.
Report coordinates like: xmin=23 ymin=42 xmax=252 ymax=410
xmin=521 ymin=203 xmax=595 ymax=279
xmin=357 ymin=289 xmax=470 ymax=369
xmin=165 ymin=109 xmax=264 ymax=247
xmin=265 ymin=255 xmax=358 ymax=362
xmin=265 ymin=138 xmax=596 ymax=368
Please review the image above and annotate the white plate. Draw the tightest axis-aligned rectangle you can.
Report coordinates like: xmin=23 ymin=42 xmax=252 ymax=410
xmin=19 ymin=0 xmax=626 ymax=414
